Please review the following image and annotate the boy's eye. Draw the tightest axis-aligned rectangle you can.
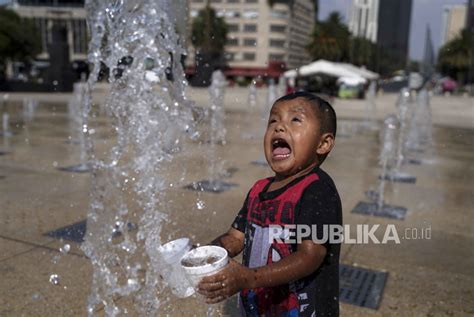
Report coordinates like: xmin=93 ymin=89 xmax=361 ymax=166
xmin=268 ymin=119 xmax=277 ymax=124
xmin=292 ymin=117 xmax=302 ymax=122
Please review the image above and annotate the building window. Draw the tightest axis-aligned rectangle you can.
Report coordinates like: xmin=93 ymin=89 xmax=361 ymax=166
xmin=72 ymin=19 xmax=88 ymax=54
xmin=269 ymin=39 xmax=285 ymax=47
xmin=243 ymin=52 xmax=256 ymax=60
xmin=270 ymin=24 xmax=286 ymax=33
xmin=270 ymin=9 xmax=289 ymax=18
xmin=210 ymin=0 xmax=222 ymax=2
xmin=227 ymin=0 xmax=240 ymax=2
xmin=243 ymin=10 xmax=259 ymax=19
xmin=227 ymin=24 xmax=239 ymax=32
xmin=243 ymin=24 xmax=257 ymax=32
xmin=269 ymin=54 xmax=285 ymax=61
xmin=225 ymin=10 xmax=241 ymax=18
xmin=245 ymin=0 xmax=258 ymax=2
xmin=225 ymin=52 xmax=235 ymax=61
xmin=193 ymin=0 xmax=204 ymax=2
xmin=243 ymin=38 xmax=257 ymax=46
xmin=226 ymin=38 xmax=239 ymax=46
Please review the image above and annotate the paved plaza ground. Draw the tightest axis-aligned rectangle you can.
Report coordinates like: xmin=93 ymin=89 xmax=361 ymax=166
xmin=0 ymin=87 xmax=473 ymax=316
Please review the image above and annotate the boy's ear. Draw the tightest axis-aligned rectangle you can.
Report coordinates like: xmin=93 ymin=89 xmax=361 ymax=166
xmin=316 ymin=133 xmax=335 ymax=156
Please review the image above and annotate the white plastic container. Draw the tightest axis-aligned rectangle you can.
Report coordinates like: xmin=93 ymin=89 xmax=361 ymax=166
xmin=180 ymin=245 xmax=229 ymax=287
xmin=158 ymin=238 xmax=195 ymax=298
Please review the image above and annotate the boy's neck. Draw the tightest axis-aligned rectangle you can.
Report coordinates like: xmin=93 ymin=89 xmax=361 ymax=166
xmin=269 ymin=163 xmax=319 ymax=191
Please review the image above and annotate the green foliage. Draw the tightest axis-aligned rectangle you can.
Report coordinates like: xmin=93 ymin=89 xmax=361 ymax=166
xmin=0 ymin=8 xmax=41 ymax=63
xmin=306 ymin=11 xmax=407 ymax=76
xmin=307 ymin=12 xmax=351 ymax=62
xmin=349 ymin=37 xmax=376 ymax=68
xmin=191 ymin=5 xmax=228 ymax=54
xmin=437 ymin=29 xmax=474 ymax=82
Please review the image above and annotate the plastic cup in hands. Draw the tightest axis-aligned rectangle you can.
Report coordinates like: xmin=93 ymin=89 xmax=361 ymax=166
xmin=158 ymin=238 xmax=195 ymax=298
xmin=180 ymin=246 xmax=229 ymax=288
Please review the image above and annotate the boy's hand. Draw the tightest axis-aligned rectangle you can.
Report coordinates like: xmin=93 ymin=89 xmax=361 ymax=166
xmin=197 ymin=259 xmax=251 ymax=304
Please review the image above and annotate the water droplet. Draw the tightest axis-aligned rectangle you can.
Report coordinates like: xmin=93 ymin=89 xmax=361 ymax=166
xmin=60 ymin=244 xmax=70 ymax=254
xmin=31 ymin=293 xmax=42 ymax=301
xmin=196 ymin=200 xmax=205 ymax=210
xmin=49 ymin=274 xmax=60 ymax=285
xmin=52 ymin=255 xmax=60 ymax=264
xmin=52 ymin=161 xmax=58 ymax=167
xmin=127 ymin=278 xmax=138 ymax=287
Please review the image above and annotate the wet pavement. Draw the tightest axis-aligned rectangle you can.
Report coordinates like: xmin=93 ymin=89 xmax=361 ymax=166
xmin=0 ymin=88 xmax=473 ymax=316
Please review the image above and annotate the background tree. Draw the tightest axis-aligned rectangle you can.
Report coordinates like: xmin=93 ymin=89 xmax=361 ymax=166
xmin=191 ymin=3 xmax=227 ymax=86
xmin=437 ymin=29 xmax=474 ymax=84
xmin=307 ymin=12 xmax=350 ymax=62
xmin=349 ymin=36 xmax=377 ymax=70
xmin=0 ymin=8 xmax=41 ymax=81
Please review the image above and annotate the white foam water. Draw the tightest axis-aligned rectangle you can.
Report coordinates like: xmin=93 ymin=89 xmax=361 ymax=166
xmin=81 ymin=1 xmax=197 ymax=315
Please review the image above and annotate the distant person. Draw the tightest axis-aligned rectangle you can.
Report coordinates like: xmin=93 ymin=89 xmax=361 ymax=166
xmin=198 ymin=91 xmax=343 ymax=316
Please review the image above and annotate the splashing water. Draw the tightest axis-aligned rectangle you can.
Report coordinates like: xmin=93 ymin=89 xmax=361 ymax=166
xmin=243 ymin=79 xmax=258 ymax=139
xmin=265 ymin=78 xmax=278 ymax=118
xmin=394 ymin=88 xmax=411 ymax=173
xmin=49 ymin=274 xmax=60 ymax=285
xmin=377 ymin=115 xmax=399 ymax=210
xmin=2 ymin=113 xmax=12 ymax=137
xmin=209 ymin=70 xmax=227 ymax=145
xmin=277 ymin=75 xmax=286 ymax=97
xmin=68 ymin=82 xmax=88 ymax=166
xmin=364 ymin=81 xmax=377 ymax=130
xmin=248 ymin=79 xmax=258 ymax=108
xmin=405 ymin=89 xmax=433 ymax=152
xmin=207 ymin=69 xmax=227 ymax=185
xmin=259 ymin=78 xmax=277 ymax=139
xmin=81 ymin=1 xmax=196 ymax=315
xmin=60 ymin=244 xmax=71 ymax=254
xmin=22 ymin=98 xmax=38 ymax=123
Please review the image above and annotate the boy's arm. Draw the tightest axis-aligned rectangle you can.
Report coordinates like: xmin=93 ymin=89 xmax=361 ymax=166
xmin=198 ymin=240 xmax=326 ymax=304
xmin=210 ymin=227 xmax=245 ymax=258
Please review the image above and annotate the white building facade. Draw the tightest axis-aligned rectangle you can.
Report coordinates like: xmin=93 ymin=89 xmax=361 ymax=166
xmin=348 ymin=0 xmax=379 ymax=43
xmin=187 ymin=0 xmax=315 ymax=79
xmin=440 ymin=4 xmax=467 ymax=46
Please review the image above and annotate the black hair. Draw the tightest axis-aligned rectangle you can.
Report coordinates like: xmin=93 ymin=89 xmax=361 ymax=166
xmin=275 ymin=91 xmax=337 ymax=137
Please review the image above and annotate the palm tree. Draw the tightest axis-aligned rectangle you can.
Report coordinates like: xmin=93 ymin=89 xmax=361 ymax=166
xmin=307 ymin=12 xmax=350 ymax=62
xmin=438 ymin=29 xmax=474 ymax=83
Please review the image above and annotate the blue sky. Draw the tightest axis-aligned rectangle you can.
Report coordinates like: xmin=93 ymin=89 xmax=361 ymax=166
xmin=319 ymin=0 xmax=468 ymax=61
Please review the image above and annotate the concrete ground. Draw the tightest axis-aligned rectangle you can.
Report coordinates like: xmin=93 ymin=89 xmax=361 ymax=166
xmin=0 ymin=87 xmax=473 ymax=316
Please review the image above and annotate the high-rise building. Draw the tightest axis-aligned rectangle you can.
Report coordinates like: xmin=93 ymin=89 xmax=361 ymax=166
xmin=376 ymin=0 xmax=412 ymax=68
xmin=348 ymin=0 xmax=412 ymax=69
xmin=348 ymin=0 xmax=379 ymax=42
xmin=467 ymin=0 xmax=474 ymax=33
xmin=186 ymin=0 xmax=315 ymax=79
xmin=440 ymin=4 xmax=467 ymax=46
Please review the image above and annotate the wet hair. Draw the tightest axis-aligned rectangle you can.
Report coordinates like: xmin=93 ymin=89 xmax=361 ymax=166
xmin=275 ymin=91 xmax=337 ymax=137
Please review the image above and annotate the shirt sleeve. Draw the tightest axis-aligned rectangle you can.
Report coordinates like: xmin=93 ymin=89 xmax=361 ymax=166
xmin=231 ymin=191 xmax=250 ymax=233
xmin=295 ymin=180 xmax=342 ymax=243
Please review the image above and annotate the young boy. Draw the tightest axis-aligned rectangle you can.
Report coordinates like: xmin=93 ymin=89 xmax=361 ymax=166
xmin=198 ymin=91 xmax=342 ymax=316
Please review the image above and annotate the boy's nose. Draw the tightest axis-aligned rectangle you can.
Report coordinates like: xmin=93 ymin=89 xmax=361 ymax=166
xmin=274 ymin=123 xmax=286 ymax=132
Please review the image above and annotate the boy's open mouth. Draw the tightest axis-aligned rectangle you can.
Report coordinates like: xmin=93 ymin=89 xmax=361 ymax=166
xmin=272 ymin=138 xmax=292 ymax=160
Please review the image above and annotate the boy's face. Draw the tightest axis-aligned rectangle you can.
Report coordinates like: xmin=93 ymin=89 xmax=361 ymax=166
xmin=264 ymin=98 xmax=325 ymax=177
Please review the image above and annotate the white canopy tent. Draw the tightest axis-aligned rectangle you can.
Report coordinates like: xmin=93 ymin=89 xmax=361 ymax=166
xmin=339 ymin=63 xmax=379 ymax=80
xmin=336 ymin=76 xmax=367 ymax=86
xmin=283 ymin=60 xmax=379 ymax=84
